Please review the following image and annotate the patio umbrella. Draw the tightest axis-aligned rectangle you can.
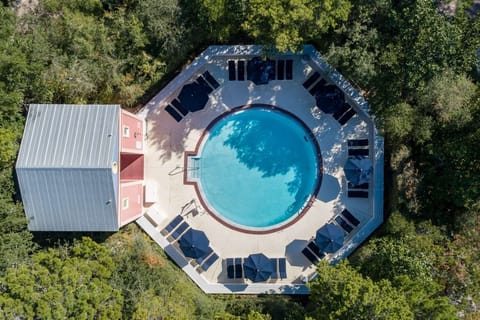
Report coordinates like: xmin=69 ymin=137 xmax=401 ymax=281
xmin=243 ymin=253 xmax=274 ymax=282
xmin=344 ymin=157 xmax=373 ymax=186
xmin=178 ymin=82 xmax=209 ymax=112
xmin=315 ymin=223 xmax=344 ymax=253
xmin=315 ymin=85 xmax=345 ymax=114
xmin=179 ymin=229 xmax=210 ymax=259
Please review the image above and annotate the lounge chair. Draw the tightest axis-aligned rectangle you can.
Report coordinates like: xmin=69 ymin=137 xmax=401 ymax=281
xmin=278 ymin=258 xmax=287 ymax=279
xmin=165 ymin=105 xmax=182 ymax=122
xmin=309 ymin=79 xmax=327 ymax=96
xmin=228 ymin=60 xmax=236 ymax=80
xmin=201 ymin=253 xmax=218 ymax=271
xmin=270 ymin=258 xmax=279 ymax=279
xmin=348 ymin=190 xmax=369 ymax=198
xmin=348 ymin=148 xmax=369 ymax=157
xmin=303 ymin=72 xmax=320 ymax=89
xmin=285 ymin=59 xmax=293 ymax=79
xmin=348 ymin=182 xmax=369 ymax=190
xmin=348 ymin=139 xmax=369 ymax=147
xmin=234 ymin=258 xmax=243 ymax=278
xmin=226 ymin=258 xmax=235 ymax=278
xmin=171 ymin=99 xmax=189 ymax=116
xmin=307 ymin=241 xmax=323 ymax=258
xmin=196 ymin=247 xmax=213 ymax=265
xmin=302 ymin=247 xmax=319 ymax=264
xmin=277 ymin=60 xmax=285 ymax=80
xmin=237 ymin=60 xmax=245 ymax=81
xmin=335 ymin=216 xmax=353 ymax=233
xmin=163 ymin=215 xmax=183 ymax=234
xmin=170 ymin=221 xmax=189 ymax=240
xmin=338 ymin=108 xmax=356 ymax=125
xmin=202 ymin=70 xmax=220 ymax=89
xmin=332 ymin=103 xmax=350 ymax=120
xmin=196 ymin=76 xmax=213 ymax=94
xmin=341 ymin=209 xmax=360 ymax=227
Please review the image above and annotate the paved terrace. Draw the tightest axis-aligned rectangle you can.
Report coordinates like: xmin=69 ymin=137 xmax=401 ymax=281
xmin=136 ymin=45 xmax=383 ymax=294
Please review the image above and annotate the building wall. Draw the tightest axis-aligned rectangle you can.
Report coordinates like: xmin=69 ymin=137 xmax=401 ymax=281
xmin=119 ymin=181 xmax=143 ymax=226
xmin=120 ymin=154 xmax=144 ymax=180
xmin=121 ymin=110 xmax=143 ymax=153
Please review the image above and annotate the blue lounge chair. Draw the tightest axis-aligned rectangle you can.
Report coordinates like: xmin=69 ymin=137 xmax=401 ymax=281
xmin=285 ymin=59 xmax=293 ymax=80
xmin=164 ymin=215 xmax=183 ymax=233
xmin=332 ymin=103 xmax=350 ymax=120
xmin=226 ymin=258 xmax=234 ymax=278
xmin=309 ymin=79 xmax=327 ymax=96
xmin=277 ymin=60 xmax=285 ymax=80
xmin=202 ymin=71 xmax=220 ymax=89
xmin=278 ymin=258 xmax=287 ymax=279
xmin=270 ymin=258 xmax=279 ymax=279
xmin=335 ymin=216 xmax=353 ymax=233
xmin=341 ymin=209 xmax=360 ymax=227
xmin=348 ymin=139 xmax=369 ymax=147
xmin=303 ymin=72 xmax=320 ymax=89
xmin=201 ymin=253 xmax=218 ymax=271
xmin=348 ymin=182 xmax=369 ymax=190
xmin=237 ymin=60 xmax=245 ymax=81
xmin=196 ymin=247 xmax=213 ymax=265
xmin=348 ymin=148 xmax=369 ymax=157
xmin=165 ymin=105 xmax=182 ymax=122
xmin=234 ymin=258 xmax=243 ymax=278
xmin=307 ymin=241 xmax=322 ymax=257
xmin=302 ymin=247 xmax=319 ymax=264
xmin=196 ymin=76 xmax=213 ymax=94
xmin=348 ymin=190 xmax=368 ymax=198
xmin=171 ymin=221 xmax=189 ymax=240
xmin=228 ymin=60 xmax=236 ymax=80
xmin=171 ymin=99 xmax=189 ymax=116
xmin=338 ymin=108 xmax=356 ymax=125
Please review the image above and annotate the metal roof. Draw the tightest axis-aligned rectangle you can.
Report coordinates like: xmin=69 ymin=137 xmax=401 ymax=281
xmin=16 ymin=104 xmax=119 ymax=168
xmin=16 ymin=104 xmax=120 ymax=231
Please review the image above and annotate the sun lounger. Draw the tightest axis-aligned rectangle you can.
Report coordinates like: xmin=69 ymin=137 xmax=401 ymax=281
xmin=303 ymin=72 xmax=320 ymax=89
xmin=348 ymin=182 xmax=369 ymax=190
xmin=165 ymin=105 xmax=182 ymax=122
xmin=341 ymin=209 xmax=360 ymax=227
xmin=228 ymin=60 xmax=236 ymax=80
xmin=277 ymin=60 xmax=285 ymax=80
xmin=348 ymin=148 xmax=369 ymax=157
xmin=338 ymin=108 xmax=356 ymax=125
xmin=335 ymin=216 xmax=353 ymax=233
xmin=196 ymin=76 xmax=213 ymax=94
xmin=234 ymin=258 xmax=243 ymax=278
xmin=348 ymin=139 xmax=369 ymax=147
xmin=226 ymin=258 xmax=235 ymax=278
xmin=171 ymin=99 xmax=189 ymax=116
xmin=307 ymin=241 xmax=323 ymax=257
xmin=237 ymin=60 xmax=245 ymax=81
xmin=278 ymin=258 xmax=287 ymax=279
xmin=286 ymin=59 xmax=293 ymax=79
xmin=201 ymin=253 xmax=218 ymax=271
xmin=196 ymin=247 xmax=213 ymax=265
xmin=348 ymin=190 xmax=369 ymax=198
xmin=270 ymin=258 xmax=279 ymax=279
xmin=309 ymin=79 xmax=327 ymax=96
xmin=202 ymin=70 xmax=220 ymax=89
xmin=302 ymin=247 xmax=319 ymax=264
xmin=170 ymin=221 xmax=189 ymax=240
xmin=332 ymin=103 xmax=350 ymax=120
xmin=164 ymin=215 xmax=183 ymax=234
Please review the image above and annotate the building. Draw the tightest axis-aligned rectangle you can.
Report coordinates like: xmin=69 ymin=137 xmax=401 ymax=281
xmin=16 ymin=104 xmax=144 ymax=231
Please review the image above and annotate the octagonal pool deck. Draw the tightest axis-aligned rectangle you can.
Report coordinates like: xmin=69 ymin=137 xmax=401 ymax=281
xmin=136 ymin=45 xmax=383 ymax=294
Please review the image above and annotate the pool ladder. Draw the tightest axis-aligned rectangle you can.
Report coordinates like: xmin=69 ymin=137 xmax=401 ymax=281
xmin=187 ymin=157 xmax=201 ymax=180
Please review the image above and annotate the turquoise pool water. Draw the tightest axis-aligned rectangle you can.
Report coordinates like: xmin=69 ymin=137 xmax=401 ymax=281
xmin=197 ymin=107 xmax=320 ymax=229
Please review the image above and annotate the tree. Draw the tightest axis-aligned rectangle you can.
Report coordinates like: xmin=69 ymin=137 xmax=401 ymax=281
xmin=0 ymin=237 xmax=123 ymax=319
xmin=308 ymin=261 xmax=413 ymax=319
xmin=242 ymin=0 xmax=352 ymax=52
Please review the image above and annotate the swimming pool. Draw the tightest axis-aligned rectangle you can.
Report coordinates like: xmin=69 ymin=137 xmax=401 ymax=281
xmin=190 ymin=105 xmax=321 ymax=231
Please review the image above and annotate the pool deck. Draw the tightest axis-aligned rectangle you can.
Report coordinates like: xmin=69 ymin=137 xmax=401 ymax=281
xmin=137 ymin=45 xmax=384 ymax=294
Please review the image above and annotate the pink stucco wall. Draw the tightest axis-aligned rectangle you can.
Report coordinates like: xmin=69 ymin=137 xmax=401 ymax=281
xmin=119 ymin=181 xmax=143 ymax=226
xmin=121 ymin=110 xmax=143 ymax=153
xmin=121 ymin=154 xmax=144 ymax=181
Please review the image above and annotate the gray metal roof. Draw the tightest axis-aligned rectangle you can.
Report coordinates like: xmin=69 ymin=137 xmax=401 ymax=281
xmin=16 ymin=104 xmax=119 ymax=168
xmin=16 ymin=104 xmax=120 ymax=231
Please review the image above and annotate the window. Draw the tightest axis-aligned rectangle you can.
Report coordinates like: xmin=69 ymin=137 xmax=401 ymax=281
xmin=122 ymin=198 xmax=129 ymax=209
xmin=123 ymin=126 xmax=130 ymax=137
